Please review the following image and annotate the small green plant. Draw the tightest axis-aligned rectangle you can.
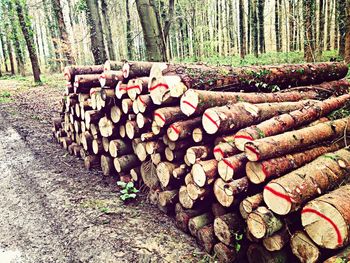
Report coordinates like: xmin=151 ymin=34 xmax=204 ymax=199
xmin=0 ymin=91 xmax=12 ymax=103
xmin=233 ymin=232 xmax=243 ymax=252
xmin=117 ymin=181 xmax=139 ymax=201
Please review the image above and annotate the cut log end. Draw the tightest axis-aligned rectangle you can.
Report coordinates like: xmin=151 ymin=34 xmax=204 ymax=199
xmin=180 ymin=89 xmax=199 ymax=116
xmin=202 ymin=109 xmax=221 ymax=134
xmin=245 ymin=143 xmax=261 ymax=161
xmin=263 ymin=183 xmax=291 ymax=216
xmin=192 ymin=163 xmax=207 ymax=188
xmin=246 ymin=161 xmax=266 ymax=184
xmin=213 ymin=178 xmax=234 ymax=208
xmin=290 ymin=231 xmax=320 ymax=263
xmin=192 ymin=127 xmax=203 ymax=143
xmin=234 ymin=132 xmax=254 ymax=151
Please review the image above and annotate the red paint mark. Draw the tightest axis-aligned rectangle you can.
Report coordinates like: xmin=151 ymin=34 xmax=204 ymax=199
xmin=264 ymin=185 xmax=292 ymax=203
xmin=154 ymin=113 xmax=166 ymax=124
xmin=223 ymin=159 xmax=235 ymax=171
xmin=234 ymin=135 xmax=253 ymax=141
xmin=182 ymin=100 xmax=197 ymax=110
xmin=302 ymin=208 xmax=342 ymax=245
xmin=100 ymin=75 xmax=106 ymax=79
xmin=204 ymin=113 xmax=219 ymax=129
xmin=90 ymin=90 xmax=97 ymax=95
xmin=138 ymin=96 xmax=146 ymax=105
xmin=119 ymin=85 xmax=127 ymax=91
xmin=127 ymin=85 xmax=142 ymax=92
xmin=214 ymin=147 xmax=225 ymax=157
xmin=261 ymin=163 xmax=269 ymax=179
xmin=170 ymin=124 xmax=180 ymax=134
xmin=149 ymin=83 xmax=169 ymax=91
xmin=245 ymin=145 xmax=260 ymax=160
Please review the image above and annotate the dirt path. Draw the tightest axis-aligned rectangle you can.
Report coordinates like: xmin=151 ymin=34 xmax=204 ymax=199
xmin=0 ymin=76 xmax=203 ymax=263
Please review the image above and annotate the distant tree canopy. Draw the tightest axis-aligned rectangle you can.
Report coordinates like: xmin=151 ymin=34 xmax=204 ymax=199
xmin=0 ymin=0 xmax=349 ymax=82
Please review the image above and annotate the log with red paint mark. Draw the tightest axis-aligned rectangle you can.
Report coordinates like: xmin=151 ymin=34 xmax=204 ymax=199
xmin=263 ymin=148 xmax=350 ymax=216
xmin=246 ymin=142 xmax=345 ymax=184
xmin=202 ymin=100 xmax=314 ymax=135
xmin=302 ymin=184 xmax=350 ymax=250
xmin=126 ymin=77 xmax=149 ymax=100
xmin=218 ymin=153 xmax=247 ymax=181
xmin=213 ymin=177 xmax=250 ymax=207
xmin=153 ymin=106 xmax=185 ymax=128
xmin=99 ymin=70 xmax=123 ymax=88
xmin=64 ymin=64 xmax=104 ymax=83
xmin=167 ymin=117 xmax=201 ymax=141
xmin=245 ymin=118 xmax=350 ymax=162
xmin=235 ymin=93 xmax=350 ymax=151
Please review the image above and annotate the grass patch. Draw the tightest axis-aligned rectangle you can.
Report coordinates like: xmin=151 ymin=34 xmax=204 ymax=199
xmin=174 ymin=50 xmax=341 ymax=66
xmin=0 ymin=91 xmax=12 ymax=103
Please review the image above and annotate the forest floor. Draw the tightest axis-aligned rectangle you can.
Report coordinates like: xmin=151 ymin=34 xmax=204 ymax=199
xmin=0 ymin=74 xmax=206 ymax=263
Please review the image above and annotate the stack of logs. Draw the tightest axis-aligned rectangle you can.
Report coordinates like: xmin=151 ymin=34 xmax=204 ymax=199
xmin=53 ymin=60 xmax=350 ymax=262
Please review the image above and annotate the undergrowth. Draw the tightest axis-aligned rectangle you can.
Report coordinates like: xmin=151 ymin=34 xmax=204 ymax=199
xmin=0 ymin=91 xmax=12 ymax=103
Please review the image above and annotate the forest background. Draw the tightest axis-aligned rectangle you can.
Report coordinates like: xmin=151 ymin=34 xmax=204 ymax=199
xmin=0 ymin=0 xmax=350 ymax=83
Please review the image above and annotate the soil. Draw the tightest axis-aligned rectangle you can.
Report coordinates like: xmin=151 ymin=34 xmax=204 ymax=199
xmin=0 ymin=75 xmax=204 ymax=263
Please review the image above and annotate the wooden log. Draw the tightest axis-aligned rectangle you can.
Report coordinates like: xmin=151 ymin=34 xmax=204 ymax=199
xmin=85 ymin=110 xmax=103 ymax=129
xmin=84 ymin=155 xmax=100 ymax=170
xmin=64 ymin=65 xmax=104 ymax=82
xmin=179 ymin=185 xmax=195 ymax=209
xmin=239 ymin=193 xmax=264 ymax=219
xmin=158 ymin=189 xmax=178 ymax=207
xmin=324 ymin=245 xmax=350 ymax=263
xmin=92 ymin=139 xmax=103 ymax=154
xmin=214 ymin=212 xmax=244 ymax=246
xmin=132 ymin=99 xmax=139 ymax=114
xmin=136 ymin=113 xmax=152 ymax=129
xmin=73 ymin=144 xmax=82 ymax=157
xmin=245 ymin=118 xmax=350 ymax=161
xmin=187 ymin=183 xmax=211 ymax=201
xmin=167 ymin=117 xmax=202 ymax=141
xmin=192 ymin=127 xmax=204 ymax=143
xmin=213 ymin=177 xmax=250 ymax=207
xmin=175 ymin=206 xmax=205 ymax=233
xmin=122 ymin=98 xmax=133 ymax=114
xmin=89 ymin=88 xmax=101 ymax=109
xmin=126 ymin=120 xmax=141 ymax=139
xmin=153 ymin=106 xmax=185 ymax=128
xmin=246 ymin=142 xmax=345 ymax=184
xmin=67 ymin=142 xmax=77 ymax=155
xmin=151 ymin=121 xmax=161 ymax=135
xmin=137 ymin=94 xmax=152 ymax=113
xmin=98 ymin=116 xmax=118 ymax=137
xmin=109 ymin=139 xmax=132 ymax=157
xmin=103 ymin=60 xmax=123 ymax=71
xmin=192 ymin=159 xmax=218 ymax=187
xmin=263 ymin=148 xmax=350 ymax=215
xmin=168 ymin=139 xmax=193 ymax=151
xmin=151 ymin=153 xmax=163 ymax=165
xmin=141 ymin=132 xmax=159 ymax=142
xmin=212 ymin=202 xmax=228 ymax=218
xmin=203 ymin=100 xmax=314 ymax=135
xmin=102 ymin=137 xmax=109 ymax=152
xmin=186 ymin=145 xmax=212 ymax=165
xmin=218 ymin=153 xmax=247 ymax=181
xmin=290 ymin=230 xmax=321 ymax=263
xmin=81 ymin=131 xmax=93 ymax=151
xmin=188 ymin=212 xmax=214 ymax=237
xmin=90 ymin=123 xmax=100 ymax=139
xmin=196 ymin=224 xmax=217 ymax=253
xmin=99 ymin=88 xmax=115 ymax=108
xmin=119 ymin=124 xmax=126 ymax=138
xmin=302 ymin=184 xmax=350 ymax=249
xmin=101 ymin=154 xmax=114 ymax=176
xmin=140 ymin=161 xmax=159 ymax=190
xmin=262 ymin=227 xmax=290 ymax=252
xmin=180 ymin=86 xmax=337 ymax=117
xmin=214 ymin=140 xmax=240 ymax=161
xmin=130 ymin=167 xmax=141 ymax=182
xmin=156 ymin=162 xmax=179 ymax=188
xmin=213 ymin=243 xmax=237 ymax=263
xmin=172 ymin=164 xmax=188 ymax=179
xmin=113 ymin=154 xmax=139 ymax=173
xmin=235 ymin=93 xmax=350 ymax=151
xmin=99 ymin=70 xmax=122 ymax=88
xmin=74 ymin=74 xmax=101 ymax=90
xmin=247 ymin=206 xmax=284 ymax=239
xmin=115 ymin=82 xmax=128 ymax=99
xmin=135 ymin=142 xmax=148 ymax=161
xmin=165 ymin=147 xmax=186 ymax=162
xmin=122 ymin=61 xmax=157 ymax=79
xmin=126 ymin=77 xmax=149 ymax=100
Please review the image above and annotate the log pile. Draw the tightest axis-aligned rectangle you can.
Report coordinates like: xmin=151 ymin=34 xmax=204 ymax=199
xmin=54 ymin=60 xmax=350 ymax=262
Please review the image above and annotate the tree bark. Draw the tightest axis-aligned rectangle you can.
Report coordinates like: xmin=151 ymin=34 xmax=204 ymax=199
xmin=339 ymin=0 xmax=347 ymax=57
xmin=290 ymin=230 xmax=320 ymax=263
xmin=303 ymin=0 xmax=316 ymax=62
xmin=239 ymin=0 xmax=246 ymax=58
xmin=101 ymin=0 xmax=115 ymax=60
xmin=214 ymin=212 xmax=244 ymax=246
xmin=135 ymin=0 xmax=167 ymax=62
xmin=213 ymin=177 xmax=249 ymax=207
xmin=85 ymin=0 xmax=107 ymax=64
xmin=258 ymin=0 xmax=265 ymax=54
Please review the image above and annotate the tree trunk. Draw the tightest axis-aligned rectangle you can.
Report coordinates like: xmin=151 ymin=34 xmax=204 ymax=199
xmin=303 ymin=0 xmax=316 ymax=62
xmin=14 ymin=0 xmax=41 ymax=83
xmin=318 ymin=0 xmax=325 ymax=56
xmin=135 ymin=0 xmax=167 ymax=62
xmin=235 ymin=92 xmax=350 ymax=150
xmin=264 ymin=148 xmax=350 ymax=216
xmin=239 ymin=0 xmax=246 ymax=58
xmin=339 ymin=0 xmax=347 ymax=57
xmin=126 ymin=0 xmax=133 ymax=60
xmin=50 ymin=0 xmax=75 ymax=64
xmin=275 ymin=0 xmax=281 ymax=52
xmin=245 ymin=118 xmax=350 ymax=162
xmin=252 ymin=0 xmax=259 ymax=57
xmin=345 ymin=0 xmax=350 ymax=63
xmin=302 ymin=184 xmax=350 ymax=249
xmin=86 ymin=0 xmax=107 ymax=65
xmin=258 ymin=0 xmax=265 ymax=54
xmin=101 ymin=0 xmax=116 ymax=60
